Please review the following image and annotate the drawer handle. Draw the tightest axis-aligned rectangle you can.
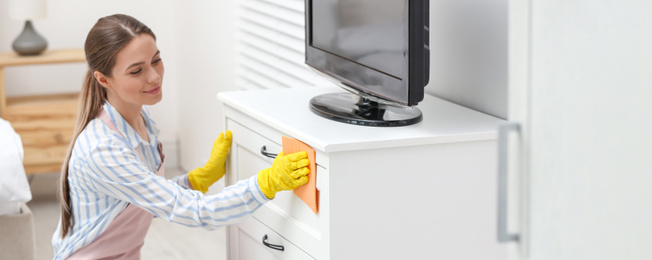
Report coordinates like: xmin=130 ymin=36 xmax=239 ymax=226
xmin=262 ymin=234 xmax=284 ymax=251
xmin=260 ymin=145 xmax=278 ymax=159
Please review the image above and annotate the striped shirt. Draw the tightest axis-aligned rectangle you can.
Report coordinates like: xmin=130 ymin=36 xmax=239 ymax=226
xmin=52 ymin=102 xmax=269 ymax=259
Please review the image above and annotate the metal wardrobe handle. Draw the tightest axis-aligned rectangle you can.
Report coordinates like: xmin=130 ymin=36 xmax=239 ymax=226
xmin=260 ymin=145 xmax=278 ymax=159
xmin=498 ymin=122 xmax=520 ymax=243
xmin=262 ymin=234 xmax=284 ymax=251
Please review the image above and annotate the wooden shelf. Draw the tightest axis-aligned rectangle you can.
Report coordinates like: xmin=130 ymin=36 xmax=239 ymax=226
xmin=3 ymin=93 xmax=79 ymax=174
xmin=0 ymin=48 xmax=85 ymax=174
xmin=0 ymin=49 xmax=85 ymax=67
xmin=0 ymin=48 xmax=85 ymax=116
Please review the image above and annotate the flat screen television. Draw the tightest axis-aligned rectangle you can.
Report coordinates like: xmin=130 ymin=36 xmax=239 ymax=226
xmin=305 ymin=0 xmax=430 ymax=126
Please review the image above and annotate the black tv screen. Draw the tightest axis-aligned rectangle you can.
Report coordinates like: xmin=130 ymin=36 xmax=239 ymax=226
xmin=305 ymin=0 xmax=429 ymax=126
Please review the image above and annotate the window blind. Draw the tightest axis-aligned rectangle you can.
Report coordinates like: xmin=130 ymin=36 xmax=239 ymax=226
xmin=235 ymin=0 xmax=331 ymax=90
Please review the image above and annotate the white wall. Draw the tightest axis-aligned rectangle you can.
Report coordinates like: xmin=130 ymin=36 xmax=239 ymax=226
xmin=174 ymin=0 xmax=510 ymax=174
xmin=1 ymin=0 xmax=509 ymax=173
xmin=0 ymin=0 xmax=239 ymax=173
xmin=427 ymin=0 xmax=508 ymax=119
xmin=0 ymin=0 xmax=181 ymax=165
xmin=174 ymin=1 xmax=239 ymax=174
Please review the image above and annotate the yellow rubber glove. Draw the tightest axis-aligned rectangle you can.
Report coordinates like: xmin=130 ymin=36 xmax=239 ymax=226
xmin=257 ymin=151 xmax=310 ymax=199
xmin=188 ymin=131 xmax=232 ymax=193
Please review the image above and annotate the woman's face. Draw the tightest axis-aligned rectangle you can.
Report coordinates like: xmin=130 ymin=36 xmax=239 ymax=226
xmin=99 ymin=34 xmax=164 ymax=107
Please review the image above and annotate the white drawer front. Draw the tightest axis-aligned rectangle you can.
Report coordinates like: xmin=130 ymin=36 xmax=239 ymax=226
xmin=227 ymin=119 xmax=323 ymax=257
xmin=235 ymin=217 xmax=315 ymax=260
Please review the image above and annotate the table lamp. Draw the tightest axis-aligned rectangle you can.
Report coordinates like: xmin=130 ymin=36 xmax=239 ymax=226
xmin=8 ymin=0 xmax=48 ymax=56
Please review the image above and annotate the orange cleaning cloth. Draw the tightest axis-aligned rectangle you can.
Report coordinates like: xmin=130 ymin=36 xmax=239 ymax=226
xmin=282 ymin=136 xmax=318 ymax=214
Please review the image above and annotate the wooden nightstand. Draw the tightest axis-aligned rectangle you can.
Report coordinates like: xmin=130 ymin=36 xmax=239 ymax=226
xmin=0 ymin=49 xmax=85 ymax=174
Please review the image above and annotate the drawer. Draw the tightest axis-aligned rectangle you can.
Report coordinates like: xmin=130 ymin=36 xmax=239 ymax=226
xmin=227 ymin=119 xmax=323 ymax=257
xmin=232 ymin=217 xmax=315 ymax=260
xmin=223 ymin=104 xmax=330 ymax=169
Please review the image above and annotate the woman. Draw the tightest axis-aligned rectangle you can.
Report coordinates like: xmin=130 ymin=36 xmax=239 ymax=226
xmin=52 ymin=14 xmax=309 ymax=259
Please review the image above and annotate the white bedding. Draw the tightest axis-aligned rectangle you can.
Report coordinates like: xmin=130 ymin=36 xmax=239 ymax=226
xmin=0 ymin=118 xmax=31 ymax=215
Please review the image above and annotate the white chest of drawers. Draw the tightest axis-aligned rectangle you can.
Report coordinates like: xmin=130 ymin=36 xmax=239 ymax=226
xmin=218 ymin=86 xmax=507 ymax=260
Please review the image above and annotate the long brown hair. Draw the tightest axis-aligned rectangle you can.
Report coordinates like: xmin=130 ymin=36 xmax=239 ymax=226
xmin=59 ymin=14 xmax=156 ymax=238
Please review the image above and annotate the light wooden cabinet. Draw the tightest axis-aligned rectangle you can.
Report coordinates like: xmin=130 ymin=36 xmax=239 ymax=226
xmin=219 ymin=86 xmax=507 ymax=259
xmin=0 ymin=49 xmax=85 ymax=174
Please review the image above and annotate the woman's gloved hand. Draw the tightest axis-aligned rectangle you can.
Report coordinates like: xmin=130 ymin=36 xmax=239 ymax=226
xmin=257 ymin=151 xmax=310 ymax=199
xmin=188 ymin=131 xmax=232 ymax=193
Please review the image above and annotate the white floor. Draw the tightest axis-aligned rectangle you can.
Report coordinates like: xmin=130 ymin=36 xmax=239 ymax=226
xmin=27 ymin=169 xmax=227 ymax=260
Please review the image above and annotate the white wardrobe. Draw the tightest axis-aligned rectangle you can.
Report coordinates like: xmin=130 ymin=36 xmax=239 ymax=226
xmin=505 ymin=1 xmax=652 ymax=259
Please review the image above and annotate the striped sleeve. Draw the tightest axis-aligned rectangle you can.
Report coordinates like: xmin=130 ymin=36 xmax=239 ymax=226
xmin=85 ymin=126 xmax=268 ymax=230
xmin=169 ymin=174 xmax=191 ymax=189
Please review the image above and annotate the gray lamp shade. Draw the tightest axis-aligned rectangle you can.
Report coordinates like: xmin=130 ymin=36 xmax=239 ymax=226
xmin=12 ymin=20 xmax=48 ymax=56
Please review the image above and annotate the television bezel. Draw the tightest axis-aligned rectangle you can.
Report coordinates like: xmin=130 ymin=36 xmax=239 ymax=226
xmin=304 ymin=0 xmax=429 ymax=107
